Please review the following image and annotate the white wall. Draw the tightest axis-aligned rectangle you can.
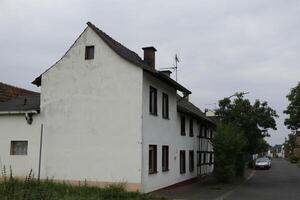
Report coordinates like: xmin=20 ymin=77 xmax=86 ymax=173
xmin=141 ymin=72 xmax=199 ymax=193
xmin=40 ymin=27 xmax=143 ymax=186
xmin=0 ymin=114 xmax=41 ymax=177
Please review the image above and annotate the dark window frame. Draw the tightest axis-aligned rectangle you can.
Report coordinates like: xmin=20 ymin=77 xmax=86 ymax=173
xmin=202 ymin=152 xmax=206 ymax=164
xmin=162 ymin=93 xmax=169 ymax=119
xmin=209 ymin=152 xmax=213 ymax=164
xmin=181 ymin=116 xmax=186 ymax=136
xmin=189 ymin=119 xmax=194 ymax=137
xmin=189 ymin=150 xmax=194 ymax=172
xmin=162 ymin=145 xmax=169 ymax=172
xmin=197 ymin=151 xmax=201 ymax=166
xmin=149 ymin=145 xmax=157 ymax=174
xmin=149 ymin=86 xmax=157 ymax=115
xmin=180 ymin=150 xmax=186 ymax=174
xmin=10 ymin=140 xmax=28 ymax=155
xmin=85 ymin=46 xmax=95 ymax=60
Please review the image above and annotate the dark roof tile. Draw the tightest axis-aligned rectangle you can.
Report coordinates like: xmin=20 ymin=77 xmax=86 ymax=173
xmin=177 ymin=95 xmax=216 ymax=125
xmin=32 ymin=22 xmax=191 ymax=94
xmin=0 ymin=82 xmax=39 ymax=102
xmin=0 ymin=94 xmax=40 ymax=112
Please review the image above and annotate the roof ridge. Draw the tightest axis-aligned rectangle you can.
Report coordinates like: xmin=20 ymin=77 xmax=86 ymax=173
xmin=86 ymin=22 xmax=143 ymax=63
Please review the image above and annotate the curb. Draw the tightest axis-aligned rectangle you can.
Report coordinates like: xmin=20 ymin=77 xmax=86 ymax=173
xmin=214 ymin=170 xmax=256 ymax=200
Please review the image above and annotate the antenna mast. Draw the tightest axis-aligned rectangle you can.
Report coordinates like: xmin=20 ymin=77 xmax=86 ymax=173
xmin=160 ymin=54 xmax=180 ymax=81
xmin=174 ymin=54 xmax=179 ymax=81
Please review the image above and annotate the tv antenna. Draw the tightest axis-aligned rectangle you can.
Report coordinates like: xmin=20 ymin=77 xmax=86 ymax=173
xmin=160 ymin=54 xmax=180 ymax=81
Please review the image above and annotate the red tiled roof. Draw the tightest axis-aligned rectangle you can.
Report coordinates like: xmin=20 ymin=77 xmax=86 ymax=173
xmin=0 ymin=82 xmax=39 ymax=102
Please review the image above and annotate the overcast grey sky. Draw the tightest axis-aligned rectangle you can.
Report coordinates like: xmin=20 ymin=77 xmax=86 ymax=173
xmin=1 ymin=0 xmax=300 ymax=145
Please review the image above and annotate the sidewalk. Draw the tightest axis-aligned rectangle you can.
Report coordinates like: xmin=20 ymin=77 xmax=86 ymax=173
xmin=151 ymin=169 xmax=255 ymax=200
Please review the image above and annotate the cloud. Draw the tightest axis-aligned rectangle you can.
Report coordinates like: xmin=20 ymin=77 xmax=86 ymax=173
xmin=1 ymin=0 xmax=300 ymax=144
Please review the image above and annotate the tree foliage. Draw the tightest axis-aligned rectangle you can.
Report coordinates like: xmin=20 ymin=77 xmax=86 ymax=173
xmin=284 ymin=82 xmax=300 ymax=131
xmin=216 ymin=93 xmax=278 ymax=154
xmin=212 ymin=123 xmax=246 ymax=183
xmin=285 ymin=133 xmax=297 ymax=157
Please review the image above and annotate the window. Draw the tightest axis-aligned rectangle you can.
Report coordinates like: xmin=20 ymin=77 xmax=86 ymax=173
xmin=207 ymin=153 xmax=210 ymax=164
xmin=162 ymin=145 xmax=169 ymax=171
xmin=204 ymin=127 xmax=208 ymax=138
xmin=181 ymin=116 xmax=186 ymax=136
xmin=85 ymin=46 xmax=95 ymax=60
xmin=189 ymin=119 xmax=193 ymax=137
xmin=149 ymin=145 xmax=157 ymax=174
xmin=10 ymin=141 xmax=28 ymax=155
xmin=202 ymin=152 xmax=206 ymax=164
xmin=189 ymin=150 xmax=194 ymax=172
xmin=149 ymin=86 xmax=157 ymax=115
xmin=162 ymin=93 xmax=169 ymax=119
xmin=209 ymin=152 xmax=213 ymax=164
xmin=197 ymin=151 xmax=201 ymax=166
xmin=180 ymin=150 xmax=186 ymax=174
xmin=199 ymin=125 xmax=203 ymax=138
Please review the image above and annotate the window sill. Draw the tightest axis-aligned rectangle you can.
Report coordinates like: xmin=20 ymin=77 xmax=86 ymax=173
xmin=149 ymin=112 xmax=158 ymax=117
xmin=149 ymin=171 xmax=158 ymax=175
xmin=162 ymin=169 xmax=169 ymax=172
xmin=180 ymin=172 xmax=186 ymax=174
xmin=181 ymin=133 xmax=186 ymax=136
xmin=162 ymin=116 xmax=169 ymax=120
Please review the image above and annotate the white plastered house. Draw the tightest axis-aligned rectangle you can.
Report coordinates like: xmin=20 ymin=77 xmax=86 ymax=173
xmin=0 ymin=22 xmax=216 ymax=193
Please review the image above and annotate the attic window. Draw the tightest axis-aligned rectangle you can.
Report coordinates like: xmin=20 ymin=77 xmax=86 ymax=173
xmin=85 ymin=46 xmax=94 ymax=60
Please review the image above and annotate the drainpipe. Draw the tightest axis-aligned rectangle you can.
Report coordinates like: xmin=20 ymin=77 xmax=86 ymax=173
xmin=38 ymin=124 xmax=43 ymax=180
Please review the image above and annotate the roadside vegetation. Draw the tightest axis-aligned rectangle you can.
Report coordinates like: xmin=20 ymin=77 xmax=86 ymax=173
xmin=212 ymin=123 xmax=246 ymax=183
xmin=284 ymin=82 xmax=300 ymax=164
xmin=213 ymin=92 xmax=278 ymax=182
xmin=0 ymin=167 xmax=164 ymax=200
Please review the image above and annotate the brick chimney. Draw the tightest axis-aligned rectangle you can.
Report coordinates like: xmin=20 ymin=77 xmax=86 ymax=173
xmin=142 ymin=47 xmax=157 ymax=68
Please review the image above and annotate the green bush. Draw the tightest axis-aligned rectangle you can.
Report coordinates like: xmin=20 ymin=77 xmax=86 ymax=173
xmin=289 ymin=155 xmax=299 ymax=163
xmin=212 ymin=123 xmax=247 ymax=183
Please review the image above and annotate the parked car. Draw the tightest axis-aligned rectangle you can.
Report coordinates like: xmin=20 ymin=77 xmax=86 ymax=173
xmin=255 ymin=157 xmax=271 ymax=169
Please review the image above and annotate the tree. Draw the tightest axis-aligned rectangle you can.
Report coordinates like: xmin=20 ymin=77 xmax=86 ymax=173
xmin=284 ymin=82 xmax=300 ymax=132
xmin=212 ymin=123 xmax=246 ymax=182
xmin=216 ymin=93 xmax=278 ymax=155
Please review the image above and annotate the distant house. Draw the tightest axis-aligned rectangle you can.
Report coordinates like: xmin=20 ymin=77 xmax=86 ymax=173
xmin=0 ymin=22 xmax=216 ymax=193
xmin=273 ymin=144 xmax=285 ymax=158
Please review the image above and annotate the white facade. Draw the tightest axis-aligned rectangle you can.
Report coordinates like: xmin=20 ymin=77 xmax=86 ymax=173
xmin=40 ymin=27 xmax=143 ymax=189
xmin=141 ymin=73 xmax=200 ymax=192
xmin=0 ymin=23 xmax=215 ymax=193
xmin=0 ymin=114 xmax=41 ymax=177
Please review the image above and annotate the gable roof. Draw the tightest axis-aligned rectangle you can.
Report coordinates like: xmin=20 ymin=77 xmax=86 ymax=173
xmin=0 ymin=82 xmax=39 ymax=102
xmin=177 ymin=95 xmax=216 ymax=125
xmin=0 ymin=94 xmax=40 ymax=113
xmin=32 ymin=22 xmax=191 ymax=95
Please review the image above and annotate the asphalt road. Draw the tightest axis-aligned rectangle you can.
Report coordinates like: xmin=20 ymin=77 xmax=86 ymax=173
xmin=225 ymin=158 xmax=300 ymax=200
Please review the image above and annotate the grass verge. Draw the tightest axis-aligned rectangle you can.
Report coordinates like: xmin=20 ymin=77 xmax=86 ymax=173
xmin=0 ymin=169 xmax=165 ymax=200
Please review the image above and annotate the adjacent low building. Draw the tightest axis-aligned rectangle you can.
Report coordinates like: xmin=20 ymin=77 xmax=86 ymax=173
xmin=0 ymin=22 xmax=216 ymax=193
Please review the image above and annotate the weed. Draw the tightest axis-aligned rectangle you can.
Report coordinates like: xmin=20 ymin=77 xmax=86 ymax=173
xmin=0 ymin=166 xmax=164 ymax=200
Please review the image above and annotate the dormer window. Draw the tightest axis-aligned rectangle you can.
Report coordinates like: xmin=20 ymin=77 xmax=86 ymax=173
xmin=85 ymin=46 xmax=94 ymax=60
